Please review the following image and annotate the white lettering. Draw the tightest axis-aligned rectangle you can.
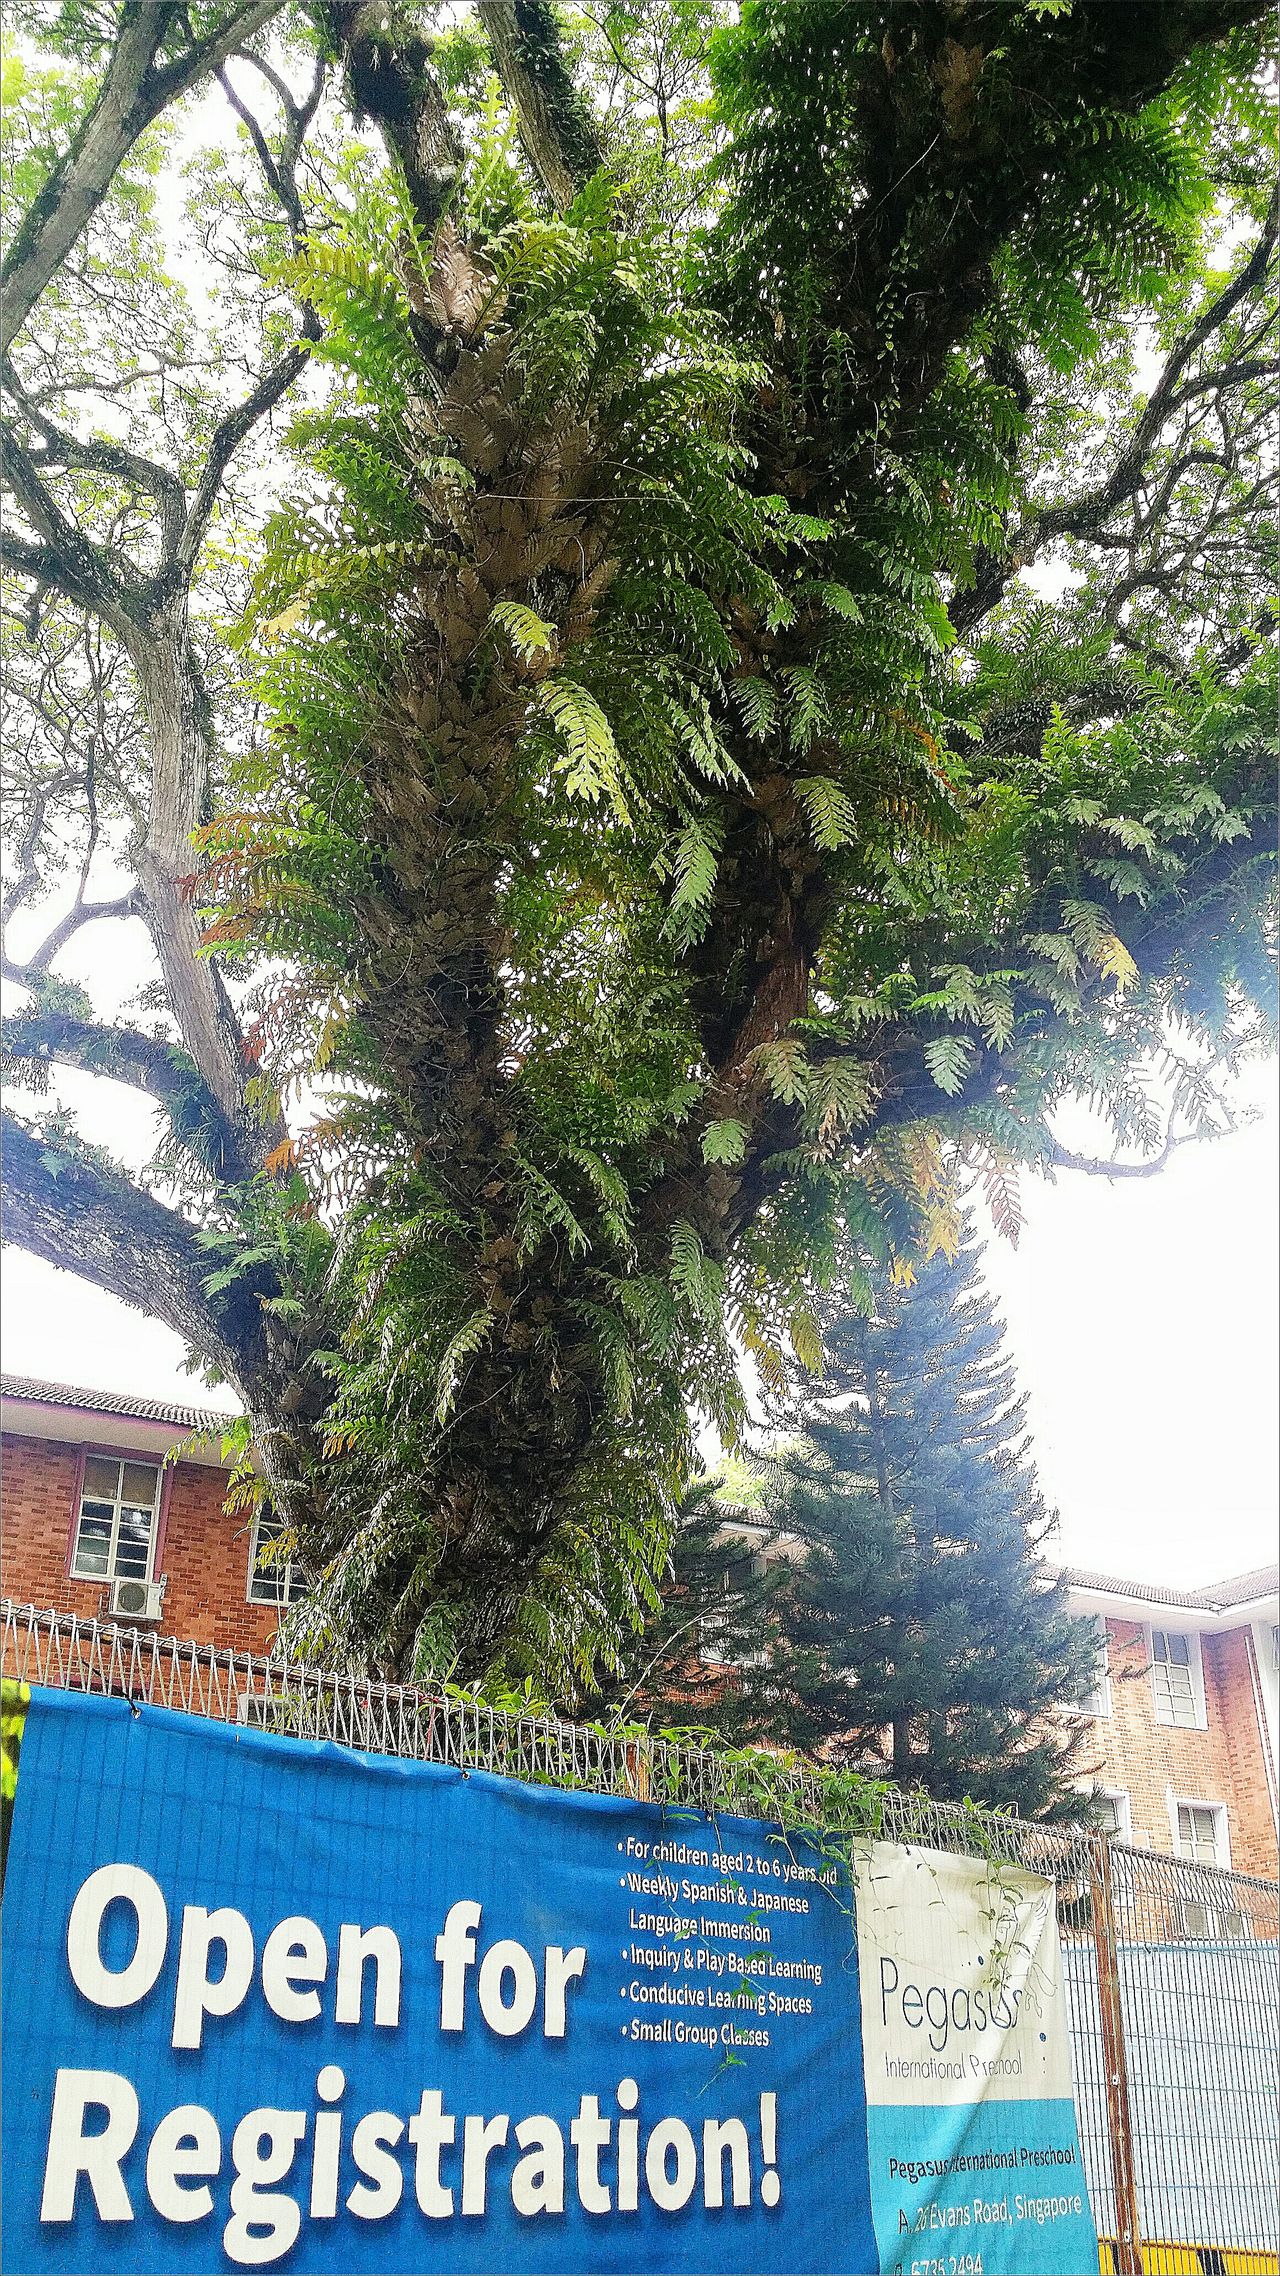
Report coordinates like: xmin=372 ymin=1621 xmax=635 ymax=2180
xmin=224 ymin=2109 xmax=306 ymax=2267
xmin=511 ymin=2115 xmax=564 ymax=2216
xmin=407 ymin=2088 xmax=455 ymax=2217
xmin=172 ymin=1905 xmax=255 ymax=2051
xmin=346 ymin=2113 xmax=404 ymax=2220
xmin=542 ymin=1944 xmax=587 ymax=2037
xmin=146 ymin=2105 xmax=221 ymax=2224
xmin=335 ymin=1923 xmax=401 ymax=2027
xmin=646 ymin=2116 xmax=698 ymax=2212
xmin=434 ymin=1901 xmax=481 ymax=2033
xmin=461 ymin=2111 xmax=509 ymax=2214
xmin=40 ymin=2068 xmax=138 ymax=2224
xmin=703 ymin=2115 xmax=751 ymax=2208
xmin=66 ymin=1865 xmax=167 ymax=2012
xmin=477 ymin=1940 xmax=538 ymax=2037
xmin=261 ymin=1917 xmax=327 ymax=2025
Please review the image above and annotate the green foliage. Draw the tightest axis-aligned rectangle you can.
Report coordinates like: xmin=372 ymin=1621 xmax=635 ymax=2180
xmin=0 ymin=1679 xmax=29 ymax=1891
xmin=619 ymin=1237 xmax=1098 ymax=1819
xmin=3 ymin=1 xmax=1274 ymax=1693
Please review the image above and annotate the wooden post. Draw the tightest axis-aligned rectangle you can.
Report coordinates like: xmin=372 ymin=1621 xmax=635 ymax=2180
xmin=1090 ymin=1836 xmax=1143 ymax=2276
xmin=624 ymin=1737 xmax=651 ymax=1802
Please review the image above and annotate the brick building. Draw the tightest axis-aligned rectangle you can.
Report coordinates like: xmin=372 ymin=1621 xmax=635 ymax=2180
xmin=3 ymin=1373 xmax=1277 ymax=1879
xmin=0 ymin=1374 xmax=295 ymax=1656
xmin=1058 ymin=1563 xmax=1279 ymax=1881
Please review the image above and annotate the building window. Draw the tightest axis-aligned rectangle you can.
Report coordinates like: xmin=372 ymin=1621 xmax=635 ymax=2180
xmin=1150 ymin=1627 xmax=1204 ymax=1728
xmin=1175 ymin=1800 xmax=1226 ymax=1870
xmin=697 ymin=1553 xmax=768 ymax=1669
xmin=247 ymin=1511 xmax=306 ymax=1607
xmin=1067 ymin=1618 xmax=1111 ymax=1717
xmin=71 ymin=1456 xmax=161 ymax=1583
xmin=1094 ymin=1790 xmax=1131 ymax=1843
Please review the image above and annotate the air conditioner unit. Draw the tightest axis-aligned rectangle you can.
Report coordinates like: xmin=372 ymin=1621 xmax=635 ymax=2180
xmin=107 ymin=1576 xmax=165 ymax=1622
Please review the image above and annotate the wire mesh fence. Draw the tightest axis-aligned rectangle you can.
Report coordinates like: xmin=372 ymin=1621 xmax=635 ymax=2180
xmin=3 ymin=1596 xmax=1277 ymax=2273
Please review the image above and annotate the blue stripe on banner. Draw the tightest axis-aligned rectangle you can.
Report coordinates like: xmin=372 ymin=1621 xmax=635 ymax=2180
xmin=1 ymin=1687 xmax=879 ymax=2275
xmin=866 ymin=2098 xmax=1099 ymax=2276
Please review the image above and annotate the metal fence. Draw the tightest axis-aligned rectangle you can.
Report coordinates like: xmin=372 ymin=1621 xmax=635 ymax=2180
xmin=3 ymin=1597 xmax=1277 ymax=2274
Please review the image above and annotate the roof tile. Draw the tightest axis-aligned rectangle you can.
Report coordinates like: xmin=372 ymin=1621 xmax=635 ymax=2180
xmin=1058 ymin=1562 xmax=1279 ymax=1613
xmin=0 ymin=1372 xmax=231 ymax=1437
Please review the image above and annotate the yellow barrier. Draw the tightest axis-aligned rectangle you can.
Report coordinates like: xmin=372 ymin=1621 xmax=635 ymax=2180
xmin=1099 ymin=2243 xmax=1279 ymax=2274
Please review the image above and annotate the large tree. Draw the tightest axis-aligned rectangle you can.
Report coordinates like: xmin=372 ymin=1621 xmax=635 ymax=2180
xmin=616 ymin=1240 xmax=1098 ymax=1819
xmin=2 ymin=1 xmax=1276 ymax=1689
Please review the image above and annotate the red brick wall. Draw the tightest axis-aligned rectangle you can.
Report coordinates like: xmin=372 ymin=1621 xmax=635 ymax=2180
xmin=1081 ymin=1616 xmax=1278 ymax=1878
xmin=6 ymin=1427 xmax=1277 ymax=1874
xmin=1 ymin=1430 xmax=280 ymax=1655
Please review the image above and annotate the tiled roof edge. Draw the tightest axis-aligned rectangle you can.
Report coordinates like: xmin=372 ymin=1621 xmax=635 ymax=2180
xmin=1055 ymin=1562 xmax=1279 ymax=1614
xmin=0 ymin=1372 xmax=232 ymax=1437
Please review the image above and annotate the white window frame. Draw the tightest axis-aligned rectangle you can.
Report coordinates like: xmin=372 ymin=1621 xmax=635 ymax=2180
xmin=697 ymin=1554 xmax=769 ymax=1670
xmin=236 ymin=1688 xmax=294 ymax=1730
xmin=1094 ymin=1788 xmax=1132 ymax=1844
xmin=1148 ymin=1624 xmax=1207 ymax=1731
xmin=1064 ymin=1616 xmax=1112 ymax=1718
xmin=70 ymin=1454 xmax=162 ymax=1584
xmin=1168 ymin=1792 xmax=1230 ymax=1871
xmin=246 ymin=1510 xmax=305 ymax=1608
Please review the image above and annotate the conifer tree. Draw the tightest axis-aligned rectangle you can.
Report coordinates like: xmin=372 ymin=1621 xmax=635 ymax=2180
xmin=634 ymin=1238 xmax=1095 ymax=1817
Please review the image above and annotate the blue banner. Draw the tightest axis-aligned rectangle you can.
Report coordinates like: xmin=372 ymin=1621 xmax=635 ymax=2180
xmin=1 ymin=1687 xmax=878 ymax=2274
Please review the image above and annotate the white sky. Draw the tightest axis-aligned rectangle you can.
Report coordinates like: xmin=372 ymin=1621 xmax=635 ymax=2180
xmin=977 ymin=1066 xmax=1278 ymax=1586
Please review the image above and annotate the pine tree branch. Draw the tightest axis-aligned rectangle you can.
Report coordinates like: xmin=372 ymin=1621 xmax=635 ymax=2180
xmin=0 ymin=0 xmax=290 ymax=356
xmin=477 ymin=0 xmax=604 ymax=211
xmin=0 ymin=1110 xmax=270 ymax=1384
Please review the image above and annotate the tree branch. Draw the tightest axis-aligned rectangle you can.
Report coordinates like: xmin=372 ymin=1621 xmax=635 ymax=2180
xmin=3 ymin=893 xmax=142 ymax=981
xmin=176 ymin=58 xmax=328 ymax=565
xmin=0 ymin=0 xmax=290 ymax=355
xmin=0 ymin=1110 xmax=270 ymax=1385
xmin=0 ymin=1006 xmax=262 ymax=1182
xmin=217 ymin=69 xmax=301 ymax=237
xmin=1036 ymin=191 xmax=1279 ymax=549
xmin=0 ymin=425 xmax=141 ymax=636
xmin=1045 ymin=1130 xmax=1198 ymax=1179
xmin=478 ymin=0 xmax=604 ymax=211
xmin=1 ymin=355 xmax=187 ymax=553
xmin=323 ymin=3 xmax=461 ymax=236
xmin=179 ymin=335 xmax=318 ymax=570
xmin=949 ymin=192 xmax=1279 ymax=639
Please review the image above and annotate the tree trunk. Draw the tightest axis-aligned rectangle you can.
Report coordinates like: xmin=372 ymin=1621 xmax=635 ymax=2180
xmin=126 ymin=602 xmax=277 ymax=1172
xmin=862 ymin=1323 xmax=914 ymax=1784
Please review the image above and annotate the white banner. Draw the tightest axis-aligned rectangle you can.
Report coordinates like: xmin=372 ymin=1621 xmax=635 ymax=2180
xmin=855 ymin=1842 xmax=1098 ymax=2275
